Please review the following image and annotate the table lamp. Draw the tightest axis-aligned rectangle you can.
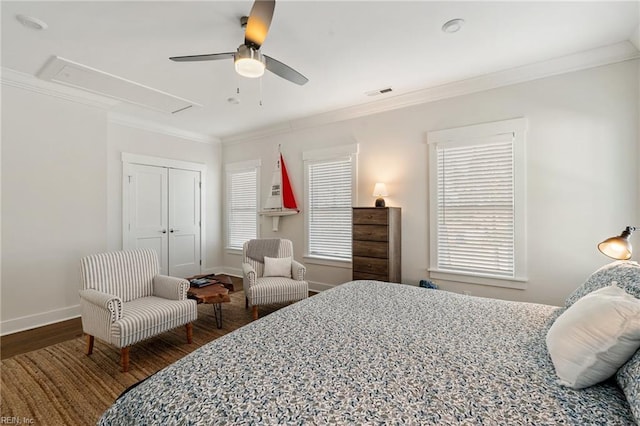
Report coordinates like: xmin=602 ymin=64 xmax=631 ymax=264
xmin=373 ymin=183 xmax=388 ymax=207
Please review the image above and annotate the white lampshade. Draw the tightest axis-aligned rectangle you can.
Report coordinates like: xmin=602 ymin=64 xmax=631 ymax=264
xmin=234 ymin=45 xmax=266 ymax=78
xmin=372 ymin=183 xmax=388 ymax=197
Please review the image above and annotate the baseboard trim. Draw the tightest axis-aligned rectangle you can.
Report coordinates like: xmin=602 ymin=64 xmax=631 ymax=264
xmin=214 ymin=267 xmax=242 ymax=277
xmin=1 ymin=305 xmax=81 ymax=336
xmin=308 ymin=281 xmax=336 ymax=292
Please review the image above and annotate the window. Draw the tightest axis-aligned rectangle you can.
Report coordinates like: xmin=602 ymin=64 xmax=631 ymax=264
xmin=304 ymin=145 xmax=358 ymax=263
xmin=225 ymin=160 xmax=260 ymax=250
xmin=428 ymin=118 xmax=527 ymax=288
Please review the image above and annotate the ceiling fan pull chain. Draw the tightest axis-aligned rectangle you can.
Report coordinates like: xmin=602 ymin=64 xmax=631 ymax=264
xmin=259 ymin=76 xmax=263 ymax=107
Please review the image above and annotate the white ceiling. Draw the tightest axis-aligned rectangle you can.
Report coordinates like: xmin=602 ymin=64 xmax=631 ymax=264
xmin=2 ymin=1 xmax=639 ymax=140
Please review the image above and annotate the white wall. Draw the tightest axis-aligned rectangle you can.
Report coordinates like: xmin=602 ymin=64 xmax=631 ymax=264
xmin=106 ymin=121 xmax=222 ymax=271
xmin=1 ymin=86 xmax=108 ymax=333
xmin=222 ymin=60 xmax=639 ymax=306
xmin=1 ymin=86 xmax=223 ymax=334
xmin=1 ymin=59 xmax=637 ymax=333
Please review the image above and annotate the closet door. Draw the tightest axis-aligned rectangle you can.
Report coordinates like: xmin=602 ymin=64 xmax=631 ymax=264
xmin=124 ymin=164 xmax=169 ymax=274
xmin=168 ymin=168 xmax=201 ymax=277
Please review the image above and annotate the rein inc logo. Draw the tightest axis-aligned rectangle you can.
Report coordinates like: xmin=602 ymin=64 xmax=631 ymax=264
xmin=0 ymin=418 xmax=34 ymax=425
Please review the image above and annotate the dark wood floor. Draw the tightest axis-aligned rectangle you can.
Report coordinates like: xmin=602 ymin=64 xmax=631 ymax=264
xmin=1 ymin=317 xmax=84 ymax=360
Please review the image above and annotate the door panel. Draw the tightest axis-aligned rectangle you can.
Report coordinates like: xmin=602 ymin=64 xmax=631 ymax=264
xmin=123 ymin=163 xmax=202 ymax=278
xmin=124 ymin=164 xmax=169 ymax=275
xmin=171 ymin=234 xmax=197 ymax=266
xmin=168 ymin=168 xmax=201 ymax=277
xmin=135 ymin=236 xmax=166 ymax=260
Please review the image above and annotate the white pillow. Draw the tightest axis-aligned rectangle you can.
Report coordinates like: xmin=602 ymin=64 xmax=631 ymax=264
xmin=546 ymin=284 xmax=640 ymax=389
xmin=263 ymin=256 xmax=292 ymax=278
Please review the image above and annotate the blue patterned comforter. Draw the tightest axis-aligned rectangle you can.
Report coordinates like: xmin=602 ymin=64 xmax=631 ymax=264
xmin=100 ymin=281 xmax=635 ymax=425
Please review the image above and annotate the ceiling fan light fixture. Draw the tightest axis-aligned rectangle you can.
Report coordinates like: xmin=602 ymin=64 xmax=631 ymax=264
xmin=234 ymin=45 xmax=265 ymax=78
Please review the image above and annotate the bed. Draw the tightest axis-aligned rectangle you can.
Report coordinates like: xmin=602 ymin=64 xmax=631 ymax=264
xmin=99 ymin=263 xmax=640 ymax=425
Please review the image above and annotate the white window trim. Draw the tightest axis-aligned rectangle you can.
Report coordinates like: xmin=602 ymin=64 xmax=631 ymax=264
xmin=224 ymin=159 xmax=261 ymax=252
xmin=303 ymin=144 xmax=359 ymax=263
xmin=427 ymin=118 xmax=528 ymax=289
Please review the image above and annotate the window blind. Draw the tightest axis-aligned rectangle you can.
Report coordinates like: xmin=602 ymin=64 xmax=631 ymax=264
xmin=226 ymin=168 xmax=257 ymax=250
xmin=435 ymin=134 xmax=515 ymax=277
xmin=307 ymin=158 xmax=352 ymax=259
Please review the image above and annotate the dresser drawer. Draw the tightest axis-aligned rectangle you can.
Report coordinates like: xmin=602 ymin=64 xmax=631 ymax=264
xmin=353 ymin=225 xmax=388 ymax=242
xmin=352 ymin=256 xmax=389 ymax=275
xmin=353 ymin=208 xmax=389 ymax=225
xmin=353 ymin=240 xmax=388 ymax=258
xmin=352 ymin=271 xmax=389 ymax=281
xmin=351 ymin=206 xmax=401 ymax=284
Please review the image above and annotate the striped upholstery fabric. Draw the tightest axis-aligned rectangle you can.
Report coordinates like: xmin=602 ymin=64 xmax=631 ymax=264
xmin=246 ymin=277 xmax=309 ymax=305
xmin=79 ymin=249 xmax=197 ymax=349
xmin=81 ymin=249 xmax=158 ymax=302
xmin=153 ymin=275 xmax=190 ymax=301
xmin=242 ymin=239 xmax=308 ymax=307
xmin=111 ymin=297 xmax=197 ymax=348
xmin=79 ymin=290 xmax=122 ymax=345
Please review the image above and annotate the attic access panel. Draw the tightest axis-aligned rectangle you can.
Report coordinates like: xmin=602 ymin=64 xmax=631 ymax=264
xmin=38 ymin=56 xmax=200 ymax=114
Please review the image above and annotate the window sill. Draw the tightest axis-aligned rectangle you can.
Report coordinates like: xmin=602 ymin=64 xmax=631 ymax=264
xmin=428 ymin=269 xmax=527 ymax=290
xmin=304 ymin=255 xmax=352 ymax=269
xmin=225 ymin=248 xmax=242 ymax=256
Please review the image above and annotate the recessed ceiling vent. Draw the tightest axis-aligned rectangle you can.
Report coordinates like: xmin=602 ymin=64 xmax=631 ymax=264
xmin=37 ymin=56 xmax=200 ymax=114
xmin=365 ymin=87 xmax=393 ymax=97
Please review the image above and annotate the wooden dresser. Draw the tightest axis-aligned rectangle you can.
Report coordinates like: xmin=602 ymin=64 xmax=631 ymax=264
xmin=352 ymin=207 xmax=401 ymax=282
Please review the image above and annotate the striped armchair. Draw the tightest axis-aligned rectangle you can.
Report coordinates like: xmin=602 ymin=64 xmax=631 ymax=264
xmin=242 ymin=239 xmax=308 ymax=320
xmin=79 ymin=249 xmax=197 ymax=372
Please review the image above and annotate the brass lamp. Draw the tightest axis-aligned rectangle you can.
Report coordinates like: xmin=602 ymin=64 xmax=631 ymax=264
xmin=598 ymin=226 xmax=636 ymax=260
xmin=372 ymin=183 xmax=388 ymax=208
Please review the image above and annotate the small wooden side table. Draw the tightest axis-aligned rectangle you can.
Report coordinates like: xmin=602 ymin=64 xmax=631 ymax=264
xmin=187 ymin=284 xmax=230 ymax=329
xmin=188 ymin=274 xmax=235 ymax=292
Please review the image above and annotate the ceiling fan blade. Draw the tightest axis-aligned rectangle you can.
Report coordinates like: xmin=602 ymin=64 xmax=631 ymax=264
xmin=244 ymin=0 xmax=275 ymax=49
xmin=265 ymin=55 xmax=308 ymax=86
xmin=170 ymin=52 xmax=234 ymax=62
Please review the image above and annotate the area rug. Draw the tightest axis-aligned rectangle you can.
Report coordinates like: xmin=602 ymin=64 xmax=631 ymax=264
xmin=0 ymin=289 xmax=286 ymax=425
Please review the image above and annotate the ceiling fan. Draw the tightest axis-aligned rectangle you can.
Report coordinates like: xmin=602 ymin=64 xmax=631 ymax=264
xmin=169 ymin=0 xmax=308 ymax=86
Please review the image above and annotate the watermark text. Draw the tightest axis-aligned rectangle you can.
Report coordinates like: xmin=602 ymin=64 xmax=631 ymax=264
xmin=0 ymin=417 xmax=35 ymax=424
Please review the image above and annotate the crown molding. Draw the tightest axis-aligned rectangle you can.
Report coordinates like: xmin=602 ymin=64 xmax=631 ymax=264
xmin=222 ymin=41 xmax=640 ymax=145
xmin=1 ymin=67 xmax=217 ymax=144
xmin=109 ymin=112 xmax=220 ymax=145
xmin=1 ymin=67 xmax=119 ymax=109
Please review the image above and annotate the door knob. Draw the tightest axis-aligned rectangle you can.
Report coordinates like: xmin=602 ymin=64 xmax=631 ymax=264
xmin=160 ymin=229 xmax=167 ymax=234
xmin=170 ymin=229 xmax=180 ymax=233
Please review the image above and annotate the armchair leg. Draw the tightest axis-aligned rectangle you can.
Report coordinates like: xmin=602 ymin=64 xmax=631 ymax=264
xmin=121 ymin=347 xmax=130 ymax=372
xmin=85 ymin=334 xmax=94 ymax=355
xmin=252 ymin=306 xmax=258 ymax=321
xmin=245 ymin=297 xmax=248 ymax=309
xmin=185 ymin=323 xmax=193 ymax=344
